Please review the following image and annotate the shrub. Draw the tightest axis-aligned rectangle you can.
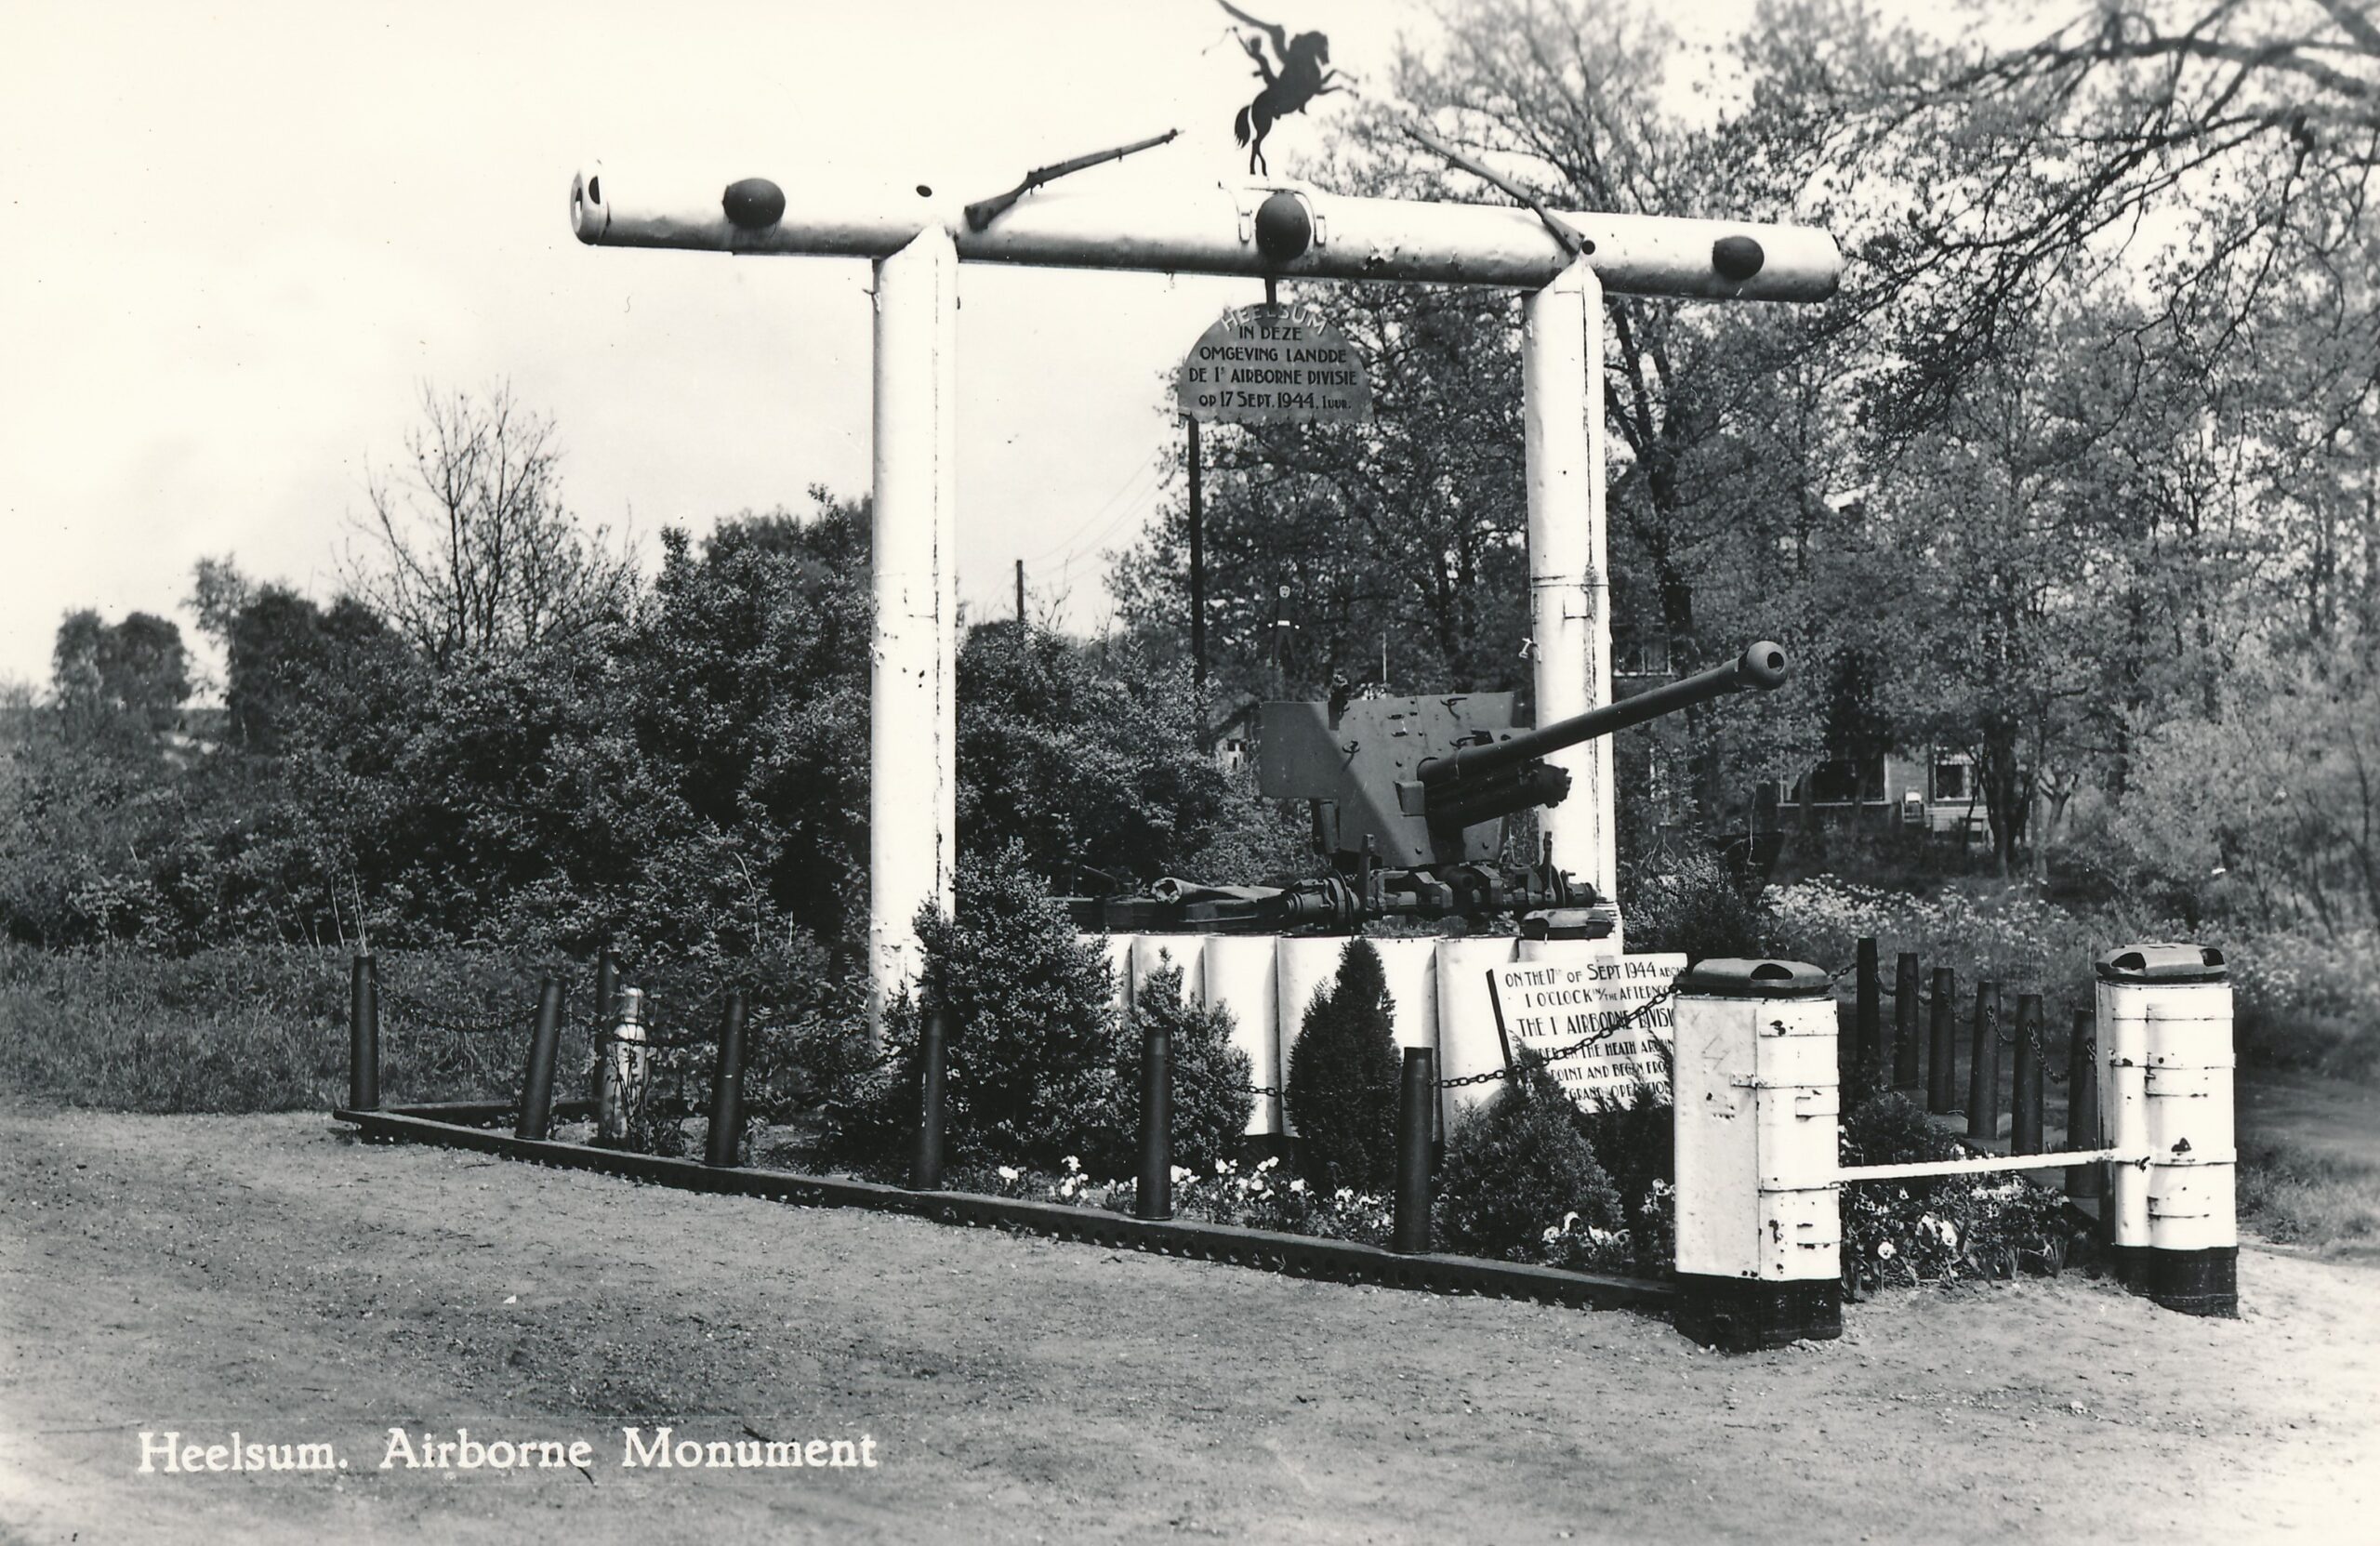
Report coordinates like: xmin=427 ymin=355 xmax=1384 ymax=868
xmin=1114 ymin=958 xmax=1253 ymax=1175
xmin=823 ymin=845 xmax=1122 ymax=1174
xmin=1286 ymin=937 xmax=1402 ymax=1190
xmin=1576 ymin=1061 xmax=1675 ymax=1274
xmin=1837 ymin=1090 xmax=2069 ymax=1288
xmin=1435 ymin=1066 xmax=1625 ymax=1267
xmin=1621 ymin=847 xmax=1767 ymax=963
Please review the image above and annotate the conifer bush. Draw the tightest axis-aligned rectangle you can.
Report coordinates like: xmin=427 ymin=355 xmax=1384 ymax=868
xmin=1114 ymin=958 xmax=1253 ymax=1176
xmin=1285 ymin=936 xmax=1402 ymax=1191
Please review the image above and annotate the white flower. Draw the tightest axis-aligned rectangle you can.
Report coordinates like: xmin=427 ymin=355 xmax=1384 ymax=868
xmin=1335 ymin=1187 xmax=1356 ymax=1203
xmin=1561 ymin=1210 xmax=1580 ymax=1232
xmin=1170 ymin=1165 xmax=1192 ymax=1184
xmin=997 ymin=1165 xmax=1020 ymax=1183
xmin=1288 ymin=1178 xmax=1307 ymax=1195
xmin=1877 ymin=1240 xmax=1897 ymax=1260
xmin=1216 ymin=1159 xmax=1232 ymax=1175
xmin=1259 ymin=1156 xmax=1280 ymax=1171
xmin=1541 ymin=1226 xmax=1562 ymax=1244
xmin=1063 ymin=1155 xmax=1082 ymax=1172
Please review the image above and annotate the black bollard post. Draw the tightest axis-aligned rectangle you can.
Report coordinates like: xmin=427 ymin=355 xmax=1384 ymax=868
xmin=2012 ymin=993 xmax=2044 ymax=1155
xmin=1967 ymin=981 xmax=2002 ymax=1143
xmin=1392 ymin=1047 xmax=1436 ymax=1255
xmin=1854 ymin=937 xmax=1883 ymax=1103
xmin=1135 ymin=1020 xmax=1173 ymax=1221
xmin=2067 ymin=1008 xmax=2104 ymax=1200
xmin=705 ymin=992 xmax=749 ymax=1169
xmin=516 ymin=977 xmax=564 ymax=1141
xmin=1927 ymin=968 xmax=1958 ymax=1115
xmin=1894 ymin=953 xmax=1922 ymax=1090
xmin=348 ymin=952 xmax=380 ymax=1111
xmin=912 ymin=1005 xmax=947 ymax=1192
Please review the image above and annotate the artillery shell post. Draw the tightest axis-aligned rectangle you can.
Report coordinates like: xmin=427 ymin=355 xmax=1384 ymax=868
xmin=1854 ymin=937 xmax=1882 ymax=1103
xmin=348 ymin=951 xmax=379 ymax=1112
xmin=1967 ymin=982 xmax=2001 ymax=1143
xmin=1927 ymin=967 xmax=1958 ymax=1115
xmin=590 ymin=947 xmax=620 ymax=1106
xmin=913 ymin=1006 xmax=948 ymax=1192
xmin=705 ymin=992 xmax=748 ymax=1169
xmin=596 ymin=986 xmax=649 ymax=1148
xmin=515 ymin=977 xmax=564 ymax=1142
xmin=1392 ymin=1048 xmax=1436 ymax=1255
xmin=1136 ymin=1020 xmax=1173 ymax=1222
xmin=1894 ymin=953 xmax=1922 ymax=1090
xmin=2012 ymin=994 xmax=2044 ymax=1155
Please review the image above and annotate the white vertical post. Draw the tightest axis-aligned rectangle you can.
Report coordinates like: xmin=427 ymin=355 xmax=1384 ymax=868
xmin=868 ymin=226 xmax=960 ymax=1040
xmin=1522 ymin=258 xmax=1617 ymax=918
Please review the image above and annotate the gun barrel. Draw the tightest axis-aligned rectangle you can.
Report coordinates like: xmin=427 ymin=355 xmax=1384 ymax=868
xmin=1419 ymin=641 xmax=1789 ymax=791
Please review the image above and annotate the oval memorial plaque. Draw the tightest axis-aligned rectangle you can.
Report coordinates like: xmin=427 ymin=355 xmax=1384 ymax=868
xmin=1174 ymin=305 xmax=1372 ymax=426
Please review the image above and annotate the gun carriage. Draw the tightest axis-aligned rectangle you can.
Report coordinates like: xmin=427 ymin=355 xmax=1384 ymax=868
xmin=1068 ymin=641 xmax=1789 ymax=934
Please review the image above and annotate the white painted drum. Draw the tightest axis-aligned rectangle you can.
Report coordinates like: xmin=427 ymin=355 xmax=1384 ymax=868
xmin=1435 ymin=935 xmax=1519 ymax=1129
xmin=1274 ymin=936 xmax=1351 ymax=1140
xmin=1369 ymin=937 xmax=1441 ymax=1058
xmin=1081 ymin=933 xmax=1139 ymax=1019
xmin=1671 ymin=971 xmax=1840 ymax=1285
xmin=2096 ymin=957 xmax=2236 ymax=1254
xmin=1202 ymin=935 xmax=1284 ymax=1137
xmin=1130 ymin=934 xmax=1208 ymax=1008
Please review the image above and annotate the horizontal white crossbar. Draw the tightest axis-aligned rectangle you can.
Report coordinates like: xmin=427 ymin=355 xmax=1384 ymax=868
xmin=568 ymin=165 xmax=1842 ymax=301
xmin=1833 ymin=1148 xmax=2144 ymax=1183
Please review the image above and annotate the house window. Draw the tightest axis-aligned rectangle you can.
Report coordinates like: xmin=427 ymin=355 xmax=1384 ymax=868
xmin=1612 ymin=635 xmax=1671 ymax=677
xmin=1804 ymin=754 xmax=1884 ymax=805
xmin=1930 ymin=757 xmax=1970 ymax=804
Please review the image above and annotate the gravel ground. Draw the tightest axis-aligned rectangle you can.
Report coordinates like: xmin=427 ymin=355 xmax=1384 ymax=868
xmin=2 ymin=1103 xmax=2373 ymax=1545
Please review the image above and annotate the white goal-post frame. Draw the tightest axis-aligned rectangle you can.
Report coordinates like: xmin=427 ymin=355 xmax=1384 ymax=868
xmin=568 ymin=165 xmax=1841 ymax=1035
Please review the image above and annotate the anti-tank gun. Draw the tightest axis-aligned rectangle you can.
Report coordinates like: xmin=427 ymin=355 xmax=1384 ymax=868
xmin=1068 ymin=641 xmax=1789 ymax=933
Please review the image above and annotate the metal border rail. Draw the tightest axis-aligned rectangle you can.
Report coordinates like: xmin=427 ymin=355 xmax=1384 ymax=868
xmin=334 ymin=1103 xmax=1674 ymax=1315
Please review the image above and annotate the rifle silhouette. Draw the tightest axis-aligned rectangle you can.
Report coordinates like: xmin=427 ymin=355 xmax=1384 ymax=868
xmin=965 ymin=129 xmax=1181 ymax=233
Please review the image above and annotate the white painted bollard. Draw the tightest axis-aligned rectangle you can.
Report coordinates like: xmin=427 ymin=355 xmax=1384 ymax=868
xmin=1434 ymin=935 xmax=1520 ymax=1129
xmin=1670 ymin=959 xmax=1843 ymax=1351
xmin=1275 ymin=936 xmax=1349 ymax=1139
xmin=596 ymin=986 xmax=651 ymax=1147
xmin=2096 ymin=944 xmax=2238 ymax=1315
xmin=1203 ymin=935 xmax=1283 ymax=1137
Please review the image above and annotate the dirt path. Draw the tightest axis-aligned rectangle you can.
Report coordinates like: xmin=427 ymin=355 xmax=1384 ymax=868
xmin=2 ymin=1104 xmax=2373 ymax=1545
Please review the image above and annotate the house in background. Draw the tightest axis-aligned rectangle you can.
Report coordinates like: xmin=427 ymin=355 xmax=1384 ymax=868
xmin=1777 ymin=747 xmax=1992 ymax=843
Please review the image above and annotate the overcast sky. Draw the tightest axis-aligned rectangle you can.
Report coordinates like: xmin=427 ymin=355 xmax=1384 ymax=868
xmin=2 ymin=0 xmax=1787 ymax=697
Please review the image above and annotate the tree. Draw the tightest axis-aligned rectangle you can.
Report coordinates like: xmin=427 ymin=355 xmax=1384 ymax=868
xmin=1116 ymin=959 xmax=1253 ymax=1174
xmin=1112 ymin=285 xmax=1533 ymax=707
xmin=1759 ymin=0 xmax=2380 ymax=415
xmin=612 ymin=494 xmax=872 ymax=951
xmin=350 ymin=383 xmax=636 ymax=667
xmin=957 ymin=622 xmax=1267 ymax=889
xmin=50 ymin=610 xmax=191 ymax=741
